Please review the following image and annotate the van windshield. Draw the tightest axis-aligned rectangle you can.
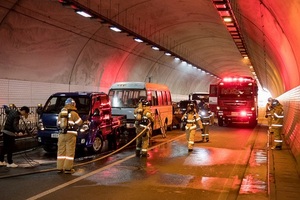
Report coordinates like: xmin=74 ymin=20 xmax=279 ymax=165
xmin=43 ymin=96 xmax=91 ymax=114
xmin=108 ymin=89 xmax=147 ymax=108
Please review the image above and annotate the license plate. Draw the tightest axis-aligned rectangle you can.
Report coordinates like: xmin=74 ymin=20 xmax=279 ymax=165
xmin=126 ymin=123 xmax=135 ymax=128
xmin=51 ymin=133 xmax=59 ymax=138
xmin=231 ymin=112 xmax=239 ymax=116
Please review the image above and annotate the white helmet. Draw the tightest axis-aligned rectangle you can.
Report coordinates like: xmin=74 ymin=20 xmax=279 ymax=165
xmin=267 ymin=97 xmax=273 ymax=103
xmin=65 ymin=98 xmax=76 ymax=106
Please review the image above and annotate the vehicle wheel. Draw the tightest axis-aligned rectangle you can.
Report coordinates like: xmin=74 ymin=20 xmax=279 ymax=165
xmin=89 ymin=135 xmax=103 ymax=154
xmin=43 ymin=145 xmax=56 ymax=153
xmin=249 ymin=119 xmax=258 ymax=127
xmin=167 ymin=122 xmax=173 ymax=131
xmin=218 ymin=118 xmax=223 ymax=126
xmin=109 ymin=128 xmax=121 ymax=150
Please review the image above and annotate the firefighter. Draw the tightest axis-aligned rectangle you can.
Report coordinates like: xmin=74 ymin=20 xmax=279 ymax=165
xmin=56 ymin=98 xmax=83 ymax=174
xmin=270 ymin=99 xmax=284 ymax=150
xmin=181 ymin=103 xmax=203 ymax=151
xmin=199 ymin=103 xmax=213 ymax=142
xmin=134 ymin=99 xmax=154 ymax=157
xmin=265 ymin=97 xmax=274 ymax=132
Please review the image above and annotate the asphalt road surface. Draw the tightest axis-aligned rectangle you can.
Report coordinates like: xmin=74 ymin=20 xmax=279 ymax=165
xmin=0 ymin=123 xmax=269 ymax=200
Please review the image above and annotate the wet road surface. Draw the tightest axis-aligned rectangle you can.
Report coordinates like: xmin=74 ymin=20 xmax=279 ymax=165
xmin=0 ymin=124 xmax=269 ymax=200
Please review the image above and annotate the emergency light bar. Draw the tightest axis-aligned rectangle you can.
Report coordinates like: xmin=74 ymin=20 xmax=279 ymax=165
xmin=222 ymin=77 xmax=254 ymax=82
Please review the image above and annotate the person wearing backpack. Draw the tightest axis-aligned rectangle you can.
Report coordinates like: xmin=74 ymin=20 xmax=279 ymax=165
xmin=181 ymin=103 xmax=203 ymax=152
xmin=56 ymin=98 xmax=82 ymax=174
xmin=134 ymin=99 xmax=154 ymax=157
xmin=199 ymin=103 xmax=213 ymax=142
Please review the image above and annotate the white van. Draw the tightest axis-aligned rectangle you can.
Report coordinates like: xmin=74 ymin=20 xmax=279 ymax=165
xmin=108 ymin=82 xmax=173 ymax=134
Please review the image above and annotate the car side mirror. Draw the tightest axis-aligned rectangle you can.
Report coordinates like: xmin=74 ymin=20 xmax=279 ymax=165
xmin=93 ymin=109 xmax=100 ymax=116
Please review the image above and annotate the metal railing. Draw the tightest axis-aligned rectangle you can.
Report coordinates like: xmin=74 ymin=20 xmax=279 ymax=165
xmin=0 ymin=106 xmax=40 ymax=137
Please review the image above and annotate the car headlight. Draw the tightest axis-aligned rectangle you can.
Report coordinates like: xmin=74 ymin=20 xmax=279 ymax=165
xmin=80 ymin=122 xmax=90 ymax=133
xmin=38 ymin=119 xmax=44 ymax=130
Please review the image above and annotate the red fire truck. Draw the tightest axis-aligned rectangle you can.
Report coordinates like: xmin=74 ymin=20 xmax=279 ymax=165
xmin=209 ymin=76 xmax=258 ymax=127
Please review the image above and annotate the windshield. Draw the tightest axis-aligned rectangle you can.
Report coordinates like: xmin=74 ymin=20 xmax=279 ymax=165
xmin=219 ymin=83 xmax=254 ymax=98
xmin=191 ymin=93 xmax=209 ymax=102
xmin=109 ymin=89 xmax=147 ymax=108
xmin=43 ymin=96 xmax=91 ymax=114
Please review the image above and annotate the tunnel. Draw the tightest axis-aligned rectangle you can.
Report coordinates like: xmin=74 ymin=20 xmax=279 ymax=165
xmin=0 ymin=0 xmax=300 ymax=168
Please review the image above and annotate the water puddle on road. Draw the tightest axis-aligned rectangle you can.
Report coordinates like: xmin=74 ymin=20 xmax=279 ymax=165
xmin=239 ymin=149 xmax=268 ymax=195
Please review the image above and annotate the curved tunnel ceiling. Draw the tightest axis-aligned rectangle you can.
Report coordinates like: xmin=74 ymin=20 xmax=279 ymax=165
xmin=0 ymin=0 xmax=300 ymax=98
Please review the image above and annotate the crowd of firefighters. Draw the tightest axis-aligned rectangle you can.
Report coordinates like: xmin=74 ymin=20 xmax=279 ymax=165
xmin=134 ymin=96 xmax=284 ymax=155
xmin=134 ymin=98 xmax=214 ymax=154
xmin=0 ymin=96 xmax=284 ymax=172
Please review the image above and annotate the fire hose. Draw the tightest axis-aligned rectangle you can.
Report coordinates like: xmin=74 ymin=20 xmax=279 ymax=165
xmin=0 ymin=122 xmax=152 ymax=179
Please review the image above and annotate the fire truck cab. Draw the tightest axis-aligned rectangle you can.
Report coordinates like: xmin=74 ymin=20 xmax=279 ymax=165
xmin=209 ymin=77 xmax=258 ymax=127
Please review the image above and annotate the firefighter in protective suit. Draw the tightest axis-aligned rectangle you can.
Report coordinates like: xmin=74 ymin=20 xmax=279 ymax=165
xmin=134 ymin=99 xmax=154 ymax=157
xmin=57 ymin=98 xmax=83 ymax=174
xmin=199 ymin=103 xmax=213 ymax=142
xmin=265 ymin=97 xmax=273 ymax=132
xmin=270 ymin=99 xmax=284 ymax=150
xmin=181 ymin=103 xmax=203 ymax=151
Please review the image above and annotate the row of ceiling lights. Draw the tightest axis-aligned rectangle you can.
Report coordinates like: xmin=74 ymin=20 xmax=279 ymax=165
xmin=212 ymin=0 xmax=257 ymax=79
xmin=212 ymin=0 xmax=248 ymax=58
xmin=58 ymin=0 xmax=219 ymax=79
xmin=106 ymin=25 xmax=216 ymax=76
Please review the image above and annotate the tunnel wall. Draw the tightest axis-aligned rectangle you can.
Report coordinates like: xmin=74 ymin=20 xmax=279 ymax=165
xmin=0 ymin=78 xmax=187 ymax=107
xmin=279 ymin=88 xmax=300 ymax=170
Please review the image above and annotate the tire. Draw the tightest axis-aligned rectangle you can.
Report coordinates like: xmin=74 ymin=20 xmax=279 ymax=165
xmin=167 ymin=122 xmax=173 ymax=131
xmin=43 ymin=145 xmax=56 ymax=153
xmin=218 ymin=118 xmax=223 ymax=126
xmin=249 ymin=118 xmax=258 ymax=128
xmin=109 ymin=128 xmax=121 ymax=150
xmin=89 ymin=135 xmax=103 ymax=154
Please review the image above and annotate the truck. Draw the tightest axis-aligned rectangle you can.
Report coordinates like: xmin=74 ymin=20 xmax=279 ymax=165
xmin=189 ymin=92 xmax=209 ymax=103
xmin=209 ymin=76 xmax=258 ymax=127
xmin=37 ymin=92 xmax=127 ymax=153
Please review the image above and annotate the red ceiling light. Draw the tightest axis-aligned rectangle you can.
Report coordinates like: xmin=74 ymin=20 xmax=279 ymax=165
xmin=230 ymin=32 xmax=239 ymax=35
xmin=232 ymin=35 xmax=240 ymax=39
xmin=234 ymin=38 xmax=242 ymax=43
xmin=215 ymin=4 xmax=227 ymax=9
xmin=227 ymin=27 xmax=237 ymax=32
xmin=226 ymin=23 xmax=235 ymax=27
xmin=218 ymin=10 xmax=231 ymax=16
xmin=212 ymin=0 xmax=249 ymax=60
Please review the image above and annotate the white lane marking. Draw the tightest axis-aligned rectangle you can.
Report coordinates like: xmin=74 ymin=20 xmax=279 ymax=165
xmin=27 ymin=133 xmax=185 ymax=200
xmin=26 ymin=155 xmax=135 ymax=200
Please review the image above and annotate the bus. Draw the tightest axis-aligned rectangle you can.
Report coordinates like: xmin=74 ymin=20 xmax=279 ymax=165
xmin=209 ymin=76 xmax=258 ymax=127
xmin=108 ymin=82 xmax=173 ymax=134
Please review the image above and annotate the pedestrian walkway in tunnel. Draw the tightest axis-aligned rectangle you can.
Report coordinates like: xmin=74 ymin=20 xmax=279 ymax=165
xmin=269 ymin=136 xmax=300 ymax=200
xmin=257 ymin=112 xmax=300 ymax=200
